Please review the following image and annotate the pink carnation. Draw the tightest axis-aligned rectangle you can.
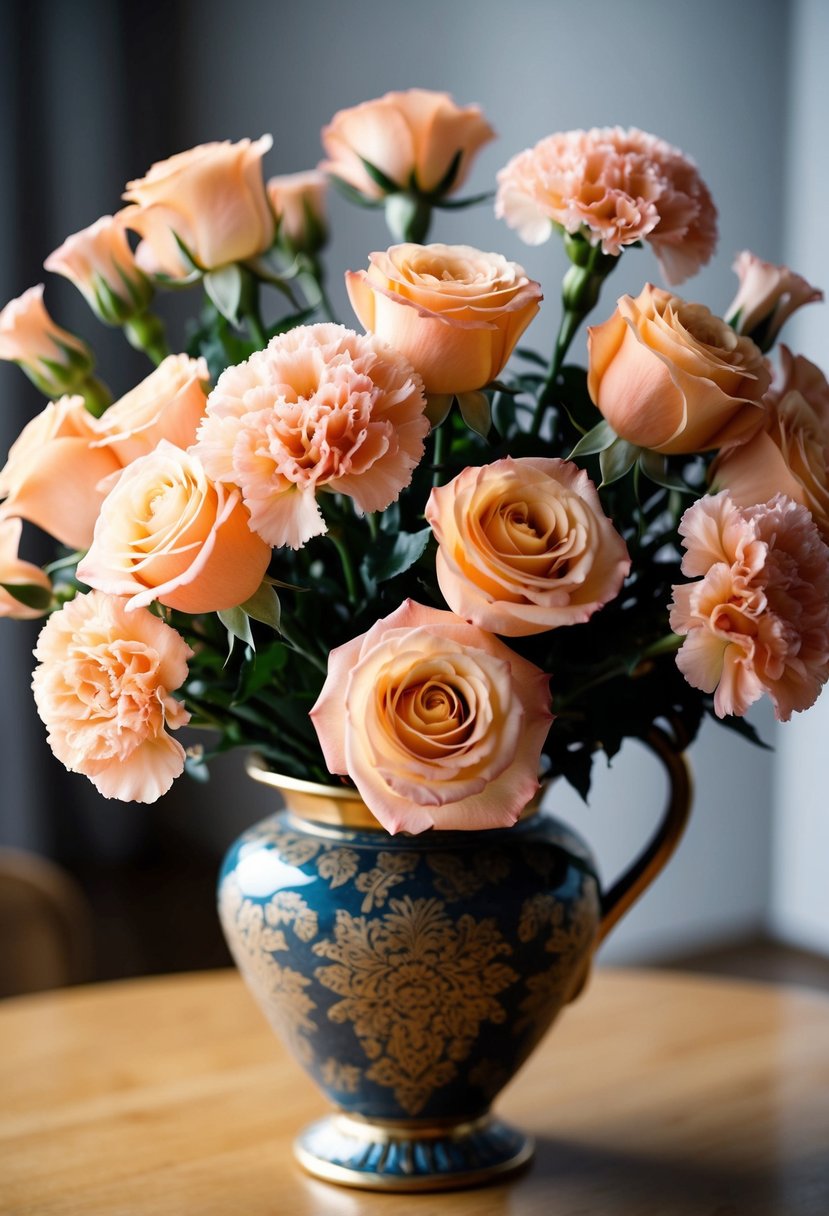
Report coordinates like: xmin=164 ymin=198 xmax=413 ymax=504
xmin=193 ymin=323 xmax=429 ymax=549
xmin=32 ymin=590 xmax=193 ymax=802
xmin=669 ymin=493 xmax=829 ymax=721
xmin=495 ymin=126 xmax=717 ymax=285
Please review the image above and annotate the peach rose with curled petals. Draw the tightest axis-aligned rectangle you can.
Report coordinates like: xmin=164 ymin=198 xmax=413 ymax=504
xmin=310 ymin=600 xmax=552 ymax=834
xmin=426 ymin=458 xmax=630 ymax=636
xmin=669 ymin=493 xmax=829 ymax=722
xmin=346 ymin=244 xmax=542 ymax=396
xmin=32 ymin=590 xmax=192 ymax=802
xmin=0 ymin=395 xmax=120 ymax=549
xmin=711 ymin=349 xmax=829 ymax=540
xmin=77 ymin=442 xmax=271 ymax=614
xmin=587 ymin=284 xmax=770 ymax=454
xmin=321 ymin=89 xmax=494 ymax=200
xmin=0 ymin=518 xmax=51 ymax=619
xmin=91 ymin=353 xmax=209 ymax=467
xmin=194 ymin=323 xmax=428 ymax=550
xmin=120 ymin=137 xmax=274 ymax=275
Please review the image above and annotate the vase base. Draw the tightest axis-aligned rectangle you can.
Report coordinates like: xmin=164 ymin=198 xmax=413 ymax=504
xmin=293 ymin=1112 xmax=534 ymax=1192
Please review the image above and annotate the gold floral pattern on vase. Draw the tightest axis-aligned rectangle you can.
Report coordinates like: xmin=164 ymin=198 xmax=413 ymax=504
xmin=425 ymin=847 xmax=511 ymax=902
xmin=312 ymin=895 xmax=519 ymax=1115
xmin=353 ymin=850 xmax=419 ymax=912
xmin=516 ymin=885 xmax=601 ymax=1032
xmin=218 ymin=877 xmax=318 ymax=1063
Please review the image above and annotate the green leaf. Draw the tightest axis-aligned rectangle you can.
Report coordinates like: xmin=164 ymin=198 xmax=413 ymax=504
xmin=425 ymin=394 xmax=454 ymax=428
xmin=234 ymin=643 xmax=289 ymax=703
xmin=434 ymin=190 xmax=495 ymax=210
xmin=328 ymin=175 xmax=384 ymax=209
xmin=204 ymin=265 xmax=244 ymax=323
xmin=515 ymin=347 xmax=549 ymax=368
xmin=638 ymin=449 xmax=695 ymax=493
xmin=239 ymin=583 xmax=282 ymax=632
xmin=361 ymin=528 xmax=432 ymax=584
xmin=217 ymin=606 xmax=255 ymax=653
xmin=0 ymin=582 xmax=52 ymax=611
xmin=568 ymin=418 xmax=617 ymax=459
xmin=171 ymin=230 xmax=203 ymax=273
xmin=429 ymin=148 xmax=463 ymax=197
xmin=359 ymin=156 xmax=402 ymax=195
xmin=457 ymin=390 xmax=491 ymax=439
xmin=600 ymin=438 xmax=641 ymax=486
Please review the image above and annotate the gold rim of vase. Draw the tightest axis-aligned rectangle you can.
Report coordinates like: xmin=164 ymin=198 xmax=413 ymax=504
xmin=246 ymin=753 xmax=542 ymax=830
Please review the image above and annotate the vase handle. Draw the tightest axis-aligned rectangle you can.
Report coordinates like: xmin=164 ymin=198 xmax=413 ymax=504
xmin=595 ymin=725 xmax=693 ymax=947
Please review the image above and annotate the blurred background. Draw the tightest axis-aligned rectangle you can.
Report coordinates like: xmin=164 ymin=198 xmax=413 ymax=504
xmin=1 ymin=0 xmax=827 ymax=995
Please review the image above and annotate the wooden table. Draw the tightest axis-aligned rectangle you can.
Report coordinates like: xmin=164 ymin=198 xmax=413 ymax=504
xmin=2 ymin=968 xmax=828 ymax=1215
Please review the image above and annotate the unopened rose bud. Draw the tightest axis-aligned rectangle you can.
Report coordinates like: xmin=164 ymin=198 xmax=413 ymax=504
xmin=0 ymin=285 xmax=93 ymax=397
xmin=45 ymin=216 xmax=153 ymax=326
xmin=267 ymin=171 xmax=328 ymax=257
xmin=726 ymin=251 xmax=823 ymax=352
xmin=0 ymin=517 xmax=52 ymax=619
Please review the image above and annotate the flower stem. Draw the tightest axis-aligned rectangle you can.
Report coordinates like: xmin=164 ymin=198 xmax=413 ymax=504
xmin=431 ymin=423 xmax=447 ymax=488
xmin=328 ymin=530 xmax=359 ymax=604
xmin=530 ymin=308 xmax=583 ymax=436
xmin=78 ymin=375 xmax=112 ymax=417
xmin=124 ymin=311 xmax=170 ymax=366
xmin=277 ymin=617 xmax=328 ymax=674
xmin=530 ymin=240 xmax=619 ymax=438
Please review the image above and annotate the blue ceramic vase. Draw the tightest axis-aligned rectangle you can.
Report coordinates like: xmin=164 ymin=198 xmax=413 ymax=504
xmin=218 ymin=731 xmax=689 ymax=1192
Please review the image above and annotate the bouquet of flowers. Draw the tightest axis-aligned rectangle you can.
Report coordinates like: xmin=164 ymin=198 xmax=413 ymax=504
xmin=1 ymin=89 xmax=827 ymax=833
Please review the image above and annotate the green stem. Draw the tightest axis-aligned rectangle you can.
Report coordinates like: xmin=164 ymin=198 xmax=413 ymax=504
xmin=385 ymin=194 xmax=432 ymax=243
xmin=530 ymin=308 xmax=583 ymax=437
xmin=246 ymin=307 xmax=268 ymax=350
xmin=298 ymin=266 xmax=339 ymax=323
xmin=276 ymin=617 xmax=328 ymax=674
xmin=639 ymin=633 xmax=684 ymax=660
xmin=78 ymin=375 xmax=112 ymax=417
xmin=124 ymin=311 xmax=170 ymax=366
xmin=239 ymin=272 xmax=269 ymax=349
xmin=328 ymin=530 xmax=359 ymax=605
xmin=431 ymin=424 xmax=447 ymax=489
xmin=529 ymin=240 xmax=619 ymax=439
xmin=366 ymin=513 xmax=379 ymax=541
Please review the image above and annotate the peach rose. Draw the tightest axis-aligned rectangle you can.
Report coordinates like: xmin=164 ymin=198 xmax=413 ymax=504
xmin=711 ymin=349 xmax=829 ymax=540
xmin=91 ymin=354 xmax=209 ymax=466
xmin=726 ymin=252 xmax=823 ymax=349
xmin=77 ymin=442 xmax=271 ymax=614
xmin=495 ymin=127 xmax=717 ymax=285
xmin=32 ymin=590 xmax=192 ymax=802
xmin=346 ymin=243 xmax=542 ymax=396
xmin=587 ymin=284 xmax=771 ymax=454
xmin=0 ymin=517 xmax=51 ymax=619
xmin=194 ymin=323 xmax=428 ymax=550
xmin=426 ymin=457 xmax=630 ymax=636
xmin=44 ymin=216 xmax=152 ymax=324
xmin=321 ymin=89 xmax=494 ymax=200
xmin=120 ymin=137 xmax=275 ymax=275
xmin=669 ymin=493 xmax=829 ymax=721
xmin=0 ymin=395 xmax=120 ymax=549
xmin=310 ymin=600 xmax=552 ymax=834
xmin=266 ymin=171 xmax=327 ymax=255
xmin=0 ymin=285 xmax=93 ymax=397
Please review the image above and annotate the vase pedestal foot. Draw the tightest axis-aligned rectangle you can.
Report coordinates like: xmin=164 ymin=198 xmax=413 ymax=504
xmin=293 ymin=1111 xmax=534 ymax=1192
